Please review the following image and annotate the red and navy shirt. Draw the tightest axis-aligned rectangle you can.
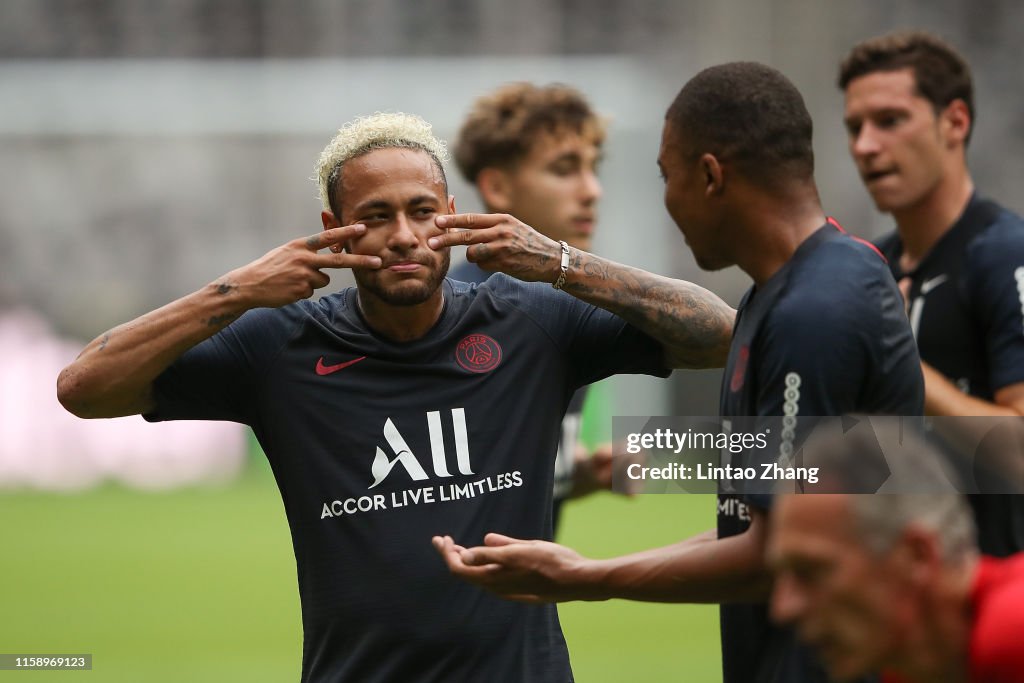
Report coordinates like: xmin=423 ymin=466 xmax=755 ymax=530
xmin=718 ymin=221 xmax=924 ymax=683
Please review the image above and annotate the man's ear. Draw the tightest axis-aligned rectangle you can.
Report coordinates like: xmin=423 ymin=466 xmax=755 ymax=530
xmin=940 ymin=99 xmax=971 ymax=149
xmin=701 ymin=153 xmax=725 ymax=197
xmin=321 ymin=210 xmax=344 ymax=253
xmin=477 ymin=168 xmax=512 ymax=213
xmin=892 ymin=524 xmax=944 ymax=588
xmin=321 ymin=210 xmax=340 ymax=230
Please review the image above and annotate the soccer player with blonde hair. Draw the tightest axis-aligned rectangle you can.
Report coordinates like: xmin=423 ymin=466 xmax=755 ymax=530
xmin=58 ymin=111 xmax=733 ymax=681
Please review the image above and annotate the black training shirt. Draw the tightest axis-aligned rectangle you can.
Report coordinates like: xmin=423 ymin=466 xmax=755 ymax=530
xmin=147 ymin=274 xmax=668 ymax=683
xmin=718 ymin=221 xmax=924 ymax=683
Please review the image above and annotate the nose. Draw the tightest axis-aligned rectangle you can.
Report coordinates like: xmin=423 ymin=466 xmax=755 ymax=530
xmin=387 ymin=212 xmax=419 ymax=251
xmin=769 ymin=573 xmax=806 ymax=625
xmin=581 ymin=169 xmax=602 ymax=204
xmin=850 ymin=123 xmax=881 ymax=159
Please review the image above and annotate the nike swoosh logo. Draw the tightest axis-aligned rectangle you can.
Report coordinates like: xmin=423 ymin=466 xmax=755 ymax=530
xmin=920 ymin=274 xmax=949 ymax=295
xmin=315 ymin=356 xmax=367 ymax=375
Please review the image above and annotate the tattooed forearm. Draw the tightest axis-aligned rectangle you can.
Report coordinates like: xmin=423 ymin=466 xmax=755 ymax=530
xmin=565 ymin=251 xmax=734 ymax=369
xmin=98 ymin=333 xmax=111 ymax=351
xmin=215 ymin=281 xmax=236 ymax=295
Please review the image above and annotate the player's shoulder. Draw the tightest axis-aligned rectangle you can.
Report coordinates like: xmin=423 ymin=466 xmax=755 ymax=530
xmin=233 ymin=300 xmax=311 ymax=330
xmin=965 ymin=201 xmax=1024 ymax=267
xmin=816 ymin=229 xmax=892 ymax=274
xmin=244 ymin=289 xmax=360 ymax=338
xmin=454 ymin=273 xmax=594 ymax=345
xmin=972 ymin=555 xmax=1024 ymax=670
xmin=298 ymin=290 xmax=355 ymax=323
xmin=974 ymin=555 xmax=1024 ymax=626
xmin=464 ymin=272 xmax=561 ymax=306
xmin=208 ymin=299 xmax=329 ymax=359
xmin=773 ymin=232 xmax=894 ymax=322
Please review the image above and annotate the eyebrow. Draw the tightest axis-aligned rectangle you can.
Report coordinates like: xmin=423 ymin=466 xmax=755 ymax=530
xmin=352 ymin=199 xmax=392 ymax=214
xmin=844 ymin=105 xmax=907 ymax=125
xmin=351 ymin=194 xmax=442 ymax=215
xmin=406 ymin=194 xmax=441 ymax=206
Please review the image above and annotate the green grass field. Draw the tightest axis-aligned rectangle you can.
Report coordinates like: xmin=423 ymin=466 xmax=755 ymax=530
xmin=0 ymin=464 xmax=721 ymax=682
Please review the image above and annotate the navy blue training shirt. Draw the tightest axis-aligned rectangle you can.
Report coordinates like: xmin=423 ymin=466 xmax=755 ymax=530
xmin=449 ymin=259 xmax=585 ymax=530
xmin=146 ymin=273 xmax=669 ymax=683
xmin=876 ymin=194 xmax=1024 ymax=557
xmin=717 ymin=221 xmax=924 ymax=683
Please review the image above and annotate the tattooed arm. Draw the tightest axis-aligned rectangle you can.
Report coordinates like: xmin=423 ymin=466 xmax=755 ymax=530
xmin=57 ymin=224 xmax=379 ymax=418
xmin=430 ymin=213 xmax=734 ymax=369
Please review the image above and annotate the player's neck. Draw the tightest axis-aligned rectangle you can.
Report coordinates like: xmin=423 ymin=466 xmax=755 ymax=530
xmin=892 ymin=169 xmax=974 ymax=272
xmin=734 ymin=186 xmax=826 ymax=288
xmin=356 ymin=289 xmax=446 ymax=342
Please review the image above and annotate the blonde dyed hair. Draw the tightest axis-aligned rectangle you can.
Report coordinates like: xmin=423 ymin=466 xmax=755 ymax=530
xmin=314 ymin=112 xmax=450 ymax=212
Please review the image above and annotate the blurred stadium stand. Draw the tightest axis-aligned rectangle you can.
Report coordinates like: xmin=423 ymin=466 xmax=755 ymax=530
xmin=1 ymin=0 xmax=1022 ymax=485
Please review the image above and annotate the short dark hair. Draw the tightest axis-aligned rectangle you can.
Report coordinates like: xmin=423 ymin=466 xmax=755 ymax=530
xmin=839 ymin=31 xmax=974 ymax=143
xmin=665 ymin=62 xmax=815 ymax=187
xmin=454 ymin=82 xmax=606 ymax=183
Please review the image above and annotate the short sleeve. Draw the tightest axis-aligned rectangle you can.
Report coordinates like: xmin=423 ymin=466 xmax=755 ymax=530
xmin=754 ymin=301 xmax=872 ymax=417
xmin=486 ymin=275 xmax=670 ymax=388
xmin=144 ymin=306 xmax=300 ymax=425
xmin=561 ymin=297 xmax=672 ymax=387
xmin=966 ymin=218 xmax=1024 ymax=392
xmin=754 ymin=256 xmax=921 ymax=418
xmin=742 ymin=267 xmax=922 ymax=511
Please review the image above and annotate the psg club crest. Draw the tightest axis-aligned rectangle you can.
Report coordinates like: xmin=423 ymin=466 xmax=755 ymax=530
xmin=455 ymin=334 xmax=502 ymax=373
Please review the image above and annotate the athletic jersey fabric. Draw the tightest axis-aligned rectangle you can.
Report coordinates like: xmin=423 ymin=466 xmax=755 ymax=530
xmin=146 ymin=274 xmax=668 ymax=683
xmin=449 ymin=259 xmax=583 ymax=528
xmin=718 ymin=221 xmax=924 ymax=683
xmin=876 ymin=194 xmax=1024 ymax=557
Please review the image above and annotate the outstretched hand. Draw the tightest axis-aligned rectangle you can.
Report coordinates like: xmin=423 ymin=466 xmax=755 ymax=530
xmin=429 ymin=213 xmax=564 ymax=285
xmin=223 ymin=224 xmax=381 ymax=308
xmin=431 ymin=532 xmax=593 ymax=603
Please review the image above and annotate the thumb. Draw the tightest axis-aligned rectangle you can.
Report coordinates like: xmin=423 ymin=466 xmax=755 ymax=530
xmin=484 ymin=532 xmax=526 ymax=547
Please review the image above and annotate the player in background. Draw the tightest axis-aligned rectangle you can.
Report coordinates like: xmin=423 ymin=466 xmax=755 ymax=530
xmin=840 ymin=30 xmax=1024 ymax=555
xmin=769 ymin=431 xmax=1024 ymax=683
xmin=434 ymin=62 xmax=923 ymax=683
xmin=451 ymin=82 xmax=616 ymax=529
